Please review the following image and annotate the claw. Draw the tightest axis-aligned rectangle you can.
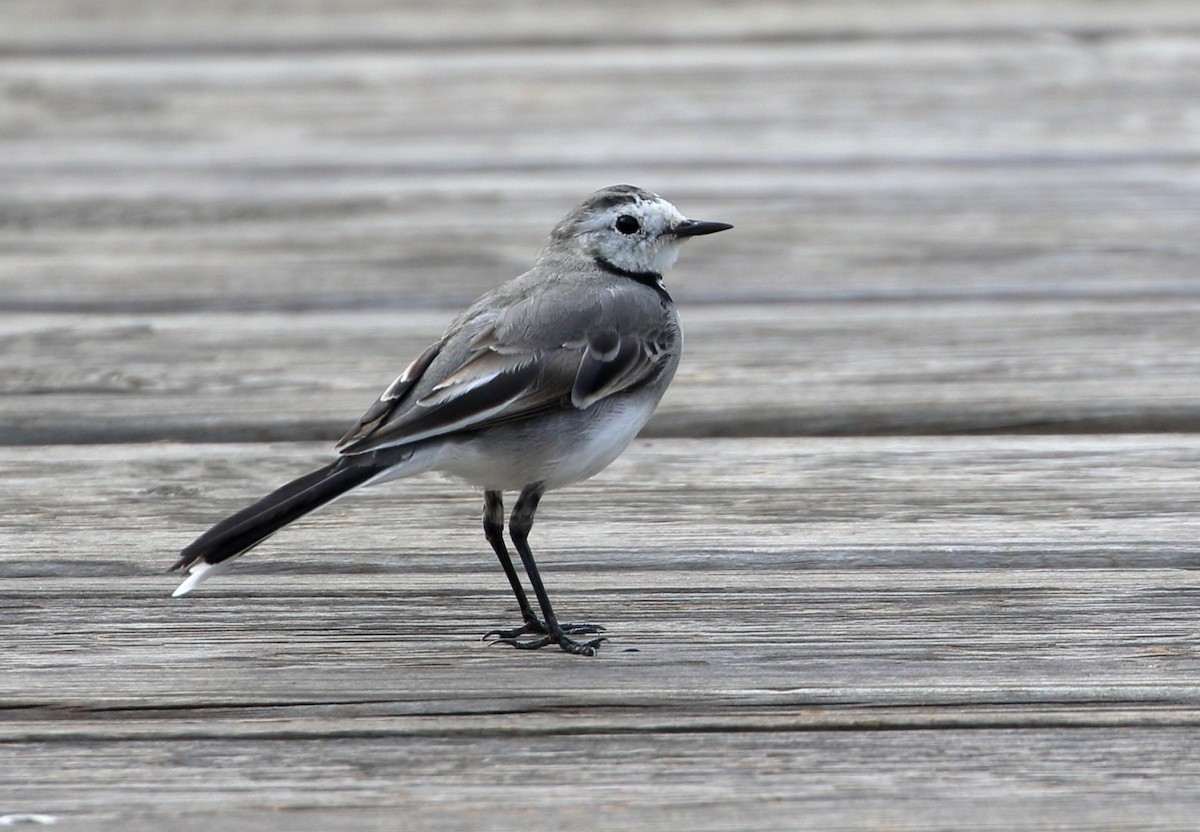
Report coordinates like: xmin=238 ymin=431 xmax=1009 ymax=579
xmin=488 ymin=632 xmax=607 ymax=656
xmin=482 ymin=620 xmax=605 ymax=641
xmin=558 ymin=636 xmax=606 ymax=656
xmin=490 ymin=635 xmax=554 ymax=651
xmin=482 ymin=618 xmax=549 ymax=641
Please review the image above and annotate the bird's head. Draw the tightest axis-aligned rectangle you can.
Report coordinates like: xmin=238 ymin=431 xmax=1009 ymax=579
xmin=546 ymin=184 xmax=732 ymax=275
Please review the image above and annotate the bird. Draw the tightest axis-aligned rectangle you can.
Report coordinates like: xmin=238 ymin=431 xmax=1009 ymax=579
xmin=170 ymin=184 xmax=732 ymax=655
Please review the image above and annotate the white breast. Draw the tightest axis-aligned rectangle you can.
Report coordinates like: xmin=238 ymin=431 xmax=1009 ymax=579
xmin=427 ymin=392 xmax=662 ymax=493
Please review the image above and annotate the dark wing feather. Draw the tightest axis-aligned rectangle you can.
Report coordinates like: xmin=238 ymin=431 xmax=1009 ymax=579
xmin=335 ymin=340 xmax=443 ymax=452
xmin=572 ymin=331 xmax=657 ymax=409
xmin=359 ymin=358 xmax=543 ymax=451
xmin=335 ymin=282 xmax=673 ymax=456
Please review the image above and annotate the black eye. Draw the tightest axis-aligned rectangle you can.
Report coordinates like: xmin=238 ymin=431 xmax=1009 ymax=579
xmin=614 ymin=215 xmax=641 ymax=235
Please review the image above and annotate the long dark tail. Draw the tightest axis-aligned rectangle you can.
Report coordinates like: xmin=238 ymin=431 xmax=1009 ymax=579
xmin=170 ymin=458 xmax=385 ymax=595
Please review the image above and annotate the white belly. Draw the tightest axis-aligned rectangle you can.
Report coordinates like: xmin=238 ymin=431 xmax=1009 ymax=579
xmin=430 ymin=392 xmax=661 ymax=492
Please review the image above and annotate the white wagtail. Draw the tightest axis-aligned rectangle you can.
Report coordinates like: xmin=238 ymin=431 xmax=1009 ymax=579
xmin=170 ymin=185 xmax=732 ymax=655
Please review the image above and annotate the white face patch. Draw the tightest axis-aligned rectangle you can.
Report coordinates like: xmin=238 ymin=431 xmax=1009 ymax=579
xmin=577 ymin=195 xmax=690 ymax=274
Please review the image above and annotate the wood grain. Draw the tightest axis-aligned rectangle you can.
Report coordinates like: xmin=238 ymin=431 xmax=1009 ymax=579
xmin=1 ymin=2 xmax=1197 ymax=310
xmin=6 ymin=436 xmax=1200 ymax=577
xmin=4 ymin=297 xmax=1200 ymax=445
xmin=3 ymin=438 xmax=1200 ymax=829
xmin=3 ymin=1 xmax=1200 ymax=829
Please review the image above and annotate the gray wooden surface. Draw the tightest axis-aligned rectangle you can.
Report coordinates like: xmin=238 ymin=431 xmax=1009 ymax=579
xmin=3 ymin=2 xmax=1199 ymax=830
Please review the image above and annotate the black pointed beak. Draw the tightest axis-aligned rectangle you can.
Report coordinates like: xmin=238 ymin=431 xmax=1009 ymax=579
xmin=673 ymin=219 xmax=733 ymax=238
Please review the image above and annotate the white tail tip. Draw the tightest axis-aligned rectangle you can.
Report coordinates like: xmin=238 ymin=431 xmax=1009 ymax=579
xmin=172 ymin=560 xmax=220 ymax=597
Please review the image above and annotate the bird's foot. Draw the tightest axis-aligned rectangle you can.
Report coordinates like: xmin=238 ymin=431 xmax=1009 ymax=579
xmin=484 ymin=618 xmax=607 ymax=656
xmin=482 ymin=617 xmax=604 ymax=641
xmin=492 ymin=632 xmax=607 ymax=656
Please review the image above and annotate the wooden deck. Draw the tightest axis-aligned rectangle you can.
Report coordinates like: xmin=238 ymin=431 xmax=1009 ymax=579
xmin=3 ymin=2 xmax=1200 ymax=829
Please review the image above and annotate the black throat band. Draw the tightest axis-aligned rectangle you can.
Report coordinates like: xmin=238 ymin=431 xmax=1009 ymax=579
xmin=594 ymin=257 xmax=671 ymax=302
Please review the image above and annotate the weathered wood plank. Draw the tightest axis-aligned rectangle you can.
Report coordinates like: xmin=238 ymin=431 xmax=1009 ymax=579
xmin=5 ymin=435 xmax=1199 ymax=683
xmin=6 ymin=436 xmax=1200 ymax=652
xmin=3 ymin=436 xmax=1200 ymax=829
xmin=4 ymin=434 xmax=1195 ymax=696
xmin=6 ymin=729 xmax=1199 ymax=832
xmin=3 ymin=2 xmax=1199 ymax=828
xmin=7 ymin=436 xmax=1200 ymax=578
xmin=7 ymin=568 xmax=1200 ymax=708
xmin=6 ymin=0 xmax=1200 ymax=52
xmin=1 ymin=7 xmax=1197 ymax=308
xmin=7 ymin=568 xmax=1200 ymax=727
xmin=3 ymin=298 xmax=1199 ymax=443
xmin=3 ymin=161 xmax=1194 ymax=310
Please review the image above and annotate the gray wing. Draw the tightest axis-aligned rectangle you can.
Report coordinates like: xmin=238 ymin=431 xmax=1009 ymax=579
xmin=335 ymin=281 xmax=674 ymax=456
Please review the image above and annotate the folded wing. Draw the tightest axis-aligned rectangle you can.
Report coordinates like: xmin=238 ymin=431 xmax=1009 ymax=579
xmin=336 ymin=324 xmax=671 ymax=456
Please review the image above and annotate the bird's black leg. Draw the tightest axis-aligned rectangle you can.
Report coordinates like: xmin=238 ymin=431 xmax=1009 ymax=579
xmin=480 ymin=490 xmax=602 ymax=643
xmin=480 ymin=490 xmax=543 ymax=639
xmin=490 ymin=483 xmax=606 ymax=656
